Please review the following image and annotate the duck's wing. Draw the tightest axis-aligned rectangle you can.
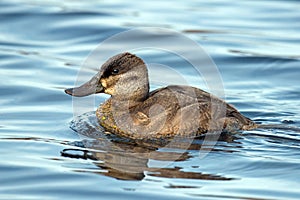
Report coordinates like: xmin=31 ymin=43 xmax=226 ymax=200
xmin=225 ymin=103 xmax=252 ymax=125
xmin=149 ymin=85 xmax=253 ymax=126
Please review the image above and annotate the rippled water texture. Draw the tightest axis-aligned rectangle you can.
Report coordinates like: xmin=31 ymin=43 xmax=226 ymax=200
xmin=1 ymin=0 xmax=300 ymax=199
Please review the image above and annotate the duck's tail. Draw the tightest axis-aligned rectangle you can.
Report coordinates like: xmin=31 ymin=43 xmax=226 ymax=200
xmin=256 ymin=123 xmax=300 ymax=132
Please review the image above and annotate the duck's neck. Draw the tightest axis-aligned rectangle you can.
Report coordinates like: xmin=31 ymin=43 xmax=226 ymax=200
xmin=109 ymin=84 xmax=149 ymax=110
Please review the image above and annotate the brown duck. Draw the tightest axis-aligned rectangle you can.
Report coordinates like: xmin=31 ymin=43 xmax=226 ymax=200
xmin=65 ymin=52 xmax=258 ymax=139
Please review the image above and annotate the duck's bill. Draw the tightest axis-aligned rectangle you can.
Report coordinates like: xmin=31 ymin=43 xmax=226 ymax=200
xmin=65 ymin=75 xmax=103 ymax=97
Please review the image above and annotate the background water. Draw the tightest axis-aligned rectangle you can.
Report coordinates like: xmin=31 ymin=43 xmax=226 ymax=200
xmin=1 ymin=0 xmax=300 ymax=199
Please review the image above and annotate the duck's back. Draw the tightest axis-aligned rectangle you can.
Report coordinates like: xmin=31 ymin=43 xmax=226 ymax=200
xmin=131 ymin=85 xmax=256 ymax=137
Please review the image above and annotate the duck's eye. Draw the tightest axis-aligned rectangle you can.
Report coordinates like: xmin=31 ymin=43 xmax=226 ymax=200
xmin=111 ymin=69 xmax=119 ymax=75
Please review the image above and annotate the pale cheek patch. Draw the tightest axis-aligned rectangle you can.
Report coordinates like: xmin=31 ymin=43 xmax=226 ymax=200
xmin=100 ymin=79 xmax=107 ymax=88
xmin=101 ymin=76 xmax=119 ymax=95
xmin=104 ymin=87 xmax=115 ymax=95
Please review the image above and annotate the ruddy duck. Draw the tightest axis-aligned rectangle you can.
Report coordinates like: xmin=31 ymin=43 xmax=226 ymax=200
xmin=65 ymin=52 xmax=257 ymax=139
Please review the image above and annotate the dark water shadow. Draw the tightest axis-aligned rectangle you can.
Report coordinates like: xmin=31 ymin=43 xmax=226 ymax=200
xmin=61 ymin=139 xmax=235 ymax=181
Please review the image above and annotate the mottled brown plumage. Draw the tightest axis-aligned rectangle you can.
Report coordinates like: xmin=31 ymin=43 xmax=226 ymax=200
xmin=65 ymin=52 xmax=257 ymax=139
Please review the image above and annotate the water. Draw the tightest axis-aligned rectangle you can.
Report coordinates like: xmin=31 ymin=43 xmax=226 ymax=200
xmin=1 ymin=0 xmax=300 ymax=199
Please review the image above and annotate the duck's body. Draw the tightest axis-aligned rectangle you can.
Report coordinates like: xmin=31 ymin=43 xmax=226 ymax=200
xmin=66 ymin=52 xmax=257 ymax=139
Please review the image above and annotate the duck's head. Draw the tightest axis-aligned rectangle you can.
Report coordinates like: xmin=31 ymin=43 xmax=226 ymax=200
xmin=65 ymin=52 xmax=149 ymax=101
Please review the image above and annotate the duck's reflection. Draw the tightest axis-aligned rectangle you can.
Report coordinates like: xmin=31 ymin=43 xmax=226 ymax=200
xmin=63 ymin=112 xmax=237 ymax=181
xmin=61 ymin=136 xmax=235 ymax=181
